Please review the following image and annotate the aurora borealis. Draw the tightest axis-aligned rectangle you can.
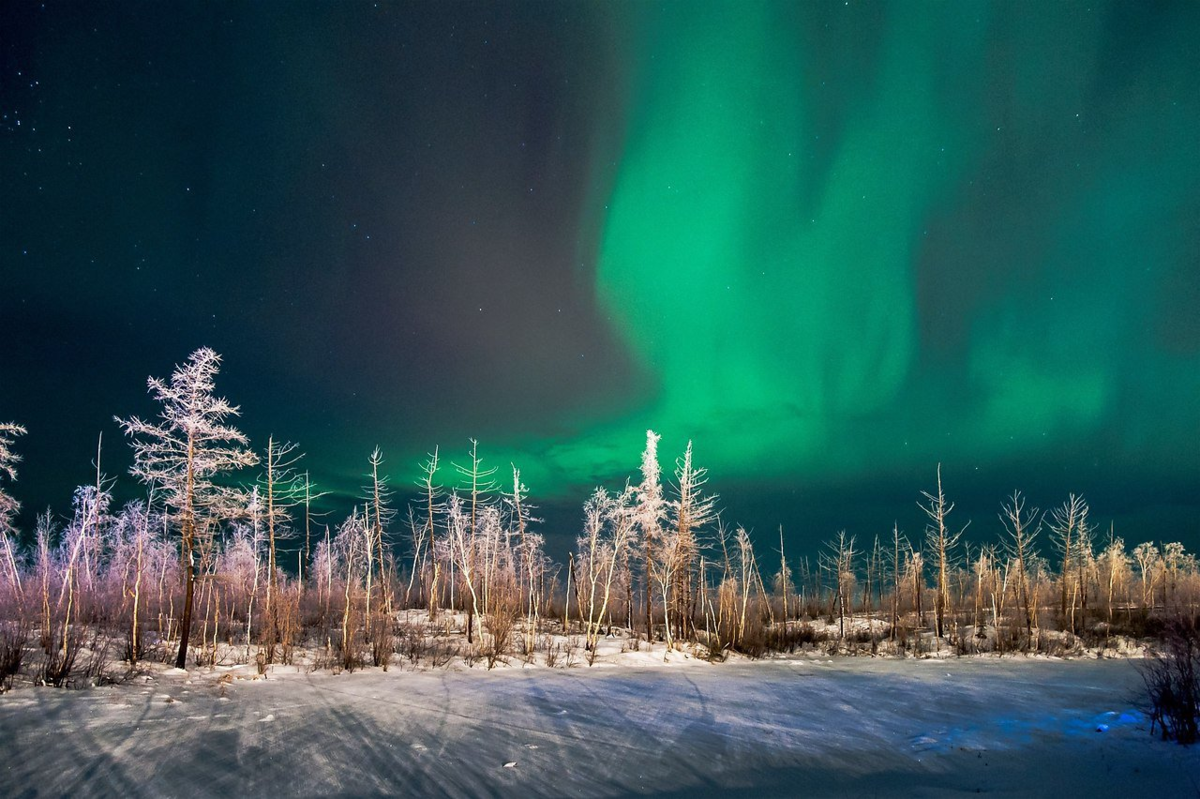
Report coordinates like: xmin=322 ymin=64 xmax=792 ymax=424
xmin=2 ymin=2 xmax=1198 ymax=554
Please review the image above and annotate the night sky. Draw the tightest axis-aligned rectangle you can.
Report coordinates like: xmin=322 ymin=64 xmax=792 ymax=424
xmin=2 ymin=2 xmax=1198 ymax=559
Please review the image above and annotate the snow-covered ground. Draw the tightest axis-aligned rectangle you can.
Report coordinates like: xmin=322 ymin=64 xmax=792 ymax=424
xmin=2 ymin=656 xmax=1197 ymax=797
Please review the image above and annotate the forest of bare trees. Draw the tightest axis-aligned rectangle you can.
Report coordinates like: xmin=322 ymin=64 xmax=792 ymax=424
xmin=1 ymin=349 xmax=1198 ymax=693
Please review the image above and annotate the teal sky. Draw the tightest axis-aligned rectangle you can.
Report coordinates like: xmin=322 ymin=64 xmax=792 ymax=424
xmin=3 ymin=1 xmax=1197 ymax=552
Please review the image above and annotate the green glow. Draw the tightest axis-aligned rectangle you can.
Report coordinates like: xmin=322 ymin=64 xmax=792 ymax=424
xmin=490 ymin=2 xmax=1200 ymax=499
xmin=521 ymin=4 xmax=990 ymax=487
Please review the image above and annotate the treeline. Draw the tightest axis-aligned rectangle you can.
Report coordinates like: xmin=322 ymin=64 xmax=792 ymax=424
xmin=0 ymin=348 xmax=1196 ymax=689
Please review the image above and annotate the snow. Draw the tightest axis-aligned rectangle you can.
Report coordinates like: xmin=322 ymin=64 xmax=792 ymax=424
xmin=1 ymin=657 xmax=1196 ymax=796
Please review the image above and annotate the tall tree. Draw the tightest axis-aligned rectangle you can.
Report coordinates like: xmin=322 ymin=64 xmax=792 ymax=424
xmin=667 ymin=441 xmax=717 ymax=640
xmin=116 ymin=348 xmax=257 ymax=668
xmin=634 ymin=430 xmax=666 ymax=643
xmin=452 ymin=440 xmax=496 ymax=634
xmin=1048 ymin=493 xmax=1087 ymax=629
xmin=416 ymin=448 xmax=443 ymax=616
xmin=0 ymin=421 xmax=27 ymax=597
xmin=258 ymin=437 xmax=304 ymax=658
xmin=362 ymin=447 xmax=396 ymax=619
xmin=999 ymin=490 xmax=1039 ymax=643
xmin=920 ymin=465 xmax=965 ymax=638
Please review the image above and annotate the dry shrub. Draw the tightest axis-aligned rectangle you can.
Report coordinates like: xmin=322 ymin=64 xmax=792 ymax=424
xmin=483 ymin=591 xmax=522 ymax=670
xmin=765 ymin=621 xmax=826 ymax=654
xmin=563 ymin=635 xmax=580 ymax=668
xmin=462 ymin=639 xmax=480 ymax=668
xmin=278 ymin=608 xmax=298 ymax=666
xmin=40 ymin=627 xmax=84 ymax=687
xmin=421 ymin=620 xmax=456 ymax=669
xmin=1141 ymin=617 xmax=1200 ymax=744
xmin=369 ymin=612 xmax=394 ymax=670
xmin=81 ymin=628 xmax=116 ymax=684
xmin=734 ymin=609 xmax=769 ymax=659
xmin=542 ymin=633 xmax=563 ymax=668
xmin=398 ymin=621 xmax=426 ymax=666
xmin=336 ymin=604 xmax=365 ymax=673
xmin=0 ymin=621 xmax=28 ymax=691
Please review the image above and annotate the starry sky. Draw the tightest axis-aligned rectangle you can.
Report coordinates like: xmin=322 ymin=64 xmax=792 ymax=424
xmin=2 ymin=1 xmax=1198 ymax=559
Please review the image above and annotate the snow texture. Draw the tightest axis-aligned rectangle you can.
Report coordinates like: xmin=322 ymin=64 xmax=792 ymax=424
xmin=0 ymin=658 xmax=1196 ymax=797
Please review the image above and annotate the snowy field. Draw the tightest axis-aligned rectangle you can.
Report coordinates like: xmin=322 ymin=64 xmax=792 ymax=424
xmin=2 ymin=657 xmax=1197 ymax=797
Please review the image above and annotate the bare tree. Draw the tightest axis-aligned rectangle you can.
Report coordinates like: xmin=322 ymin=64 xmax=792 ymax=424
xmin=505 ymin=466 xmax=545 ymax=653
xmin=1098 ymin=530 xmax=1130 ymax=625
xmin=116 ymin=348 xmax=257 ymax=668
xmin=257 ymin=437 xmax=305 ymax=658
xmin=773 ymin=526 xmax=793 ymax=624
xmin=577 ymin=485 xmax=635 ymax=655
xmin=889 ymin=523 xmax=908 ymax=642
xmin=634 ymin=430 xmax=667 ymax=643
xmin=920 ymin=465 xmax=965 ymax=638
xmin=1048 ymin=493 xmax=1091 ymax=633
xmin=999 ymin=490 xmax=1040 ymax=646
xmin=1133 ymin=542 xmax=1161 ymax=610
xmin=362 ymin=447 xmax=396 ymax=620
xmin=452 ymin=440 xmax=496 ymax=625
xmin=822 ymin=531 xmax=856 ymax=640
xmin=300 ymin=471 xmax=328 ymax=578
xmin=415 ymin=448 xmax=443 ymax=616
xmin=667 ymin=442 xmax=717 ymax=640
xmin=0 ymin=422 xmax=27 ymax=598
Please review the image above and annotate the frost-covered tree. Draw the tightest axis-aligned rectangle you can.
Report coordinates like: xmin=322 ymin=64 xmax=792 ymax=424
xmin=634 ymin=430 xmax=666 ymax=642
xmin=504 ymin=466 xmax=545 ymax=652
xmin=821 ymin=531 xmax=856 ymax=640
xmin=362 ymin=447 xmax=396 ymax=619
xmin=412 ymin=448 xmax=443 ymax=614
xmin=667 ymin=442 xmax=717 ymax=639
xmin=1098 ymin=532 xmax=1130 ymax=624
xmin=0 ymin=422 xmax=27 ymax=600
xmin=1133 ymin=542 xmax=1161 ymax=609
xmin=577 ymin=485 xmax=635 ymax=654
xmin=920 ymin=466 xmax=965 ymax=638
xmin=109 ymin=500 xmax=157 ymax=665
xmin=116 ymin=348 xmax=257 ymax=668
xmin=446 ymin=493 xmax=483 ymax=643
xmin=999 ymin=490 xmax=1039 ymax=643
xmin=1049 ymin=493 xmax=1093 ymax=632
xmin=255 ymin=437 xmax=306 ymax=655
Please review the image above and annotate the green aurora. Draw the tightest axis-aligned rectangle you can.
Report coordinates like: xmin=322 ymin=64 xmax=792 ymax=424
xmin=3 ymin=1 xmax=1197 ymax=548
xmin=474 ymin=2 xmax=1199 ymax=513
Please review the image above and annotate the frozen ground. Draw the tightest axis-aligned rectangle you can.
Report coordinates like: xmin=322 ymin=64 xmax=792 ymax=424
xmin=1 ymin=657 xmax=1197 ymax=797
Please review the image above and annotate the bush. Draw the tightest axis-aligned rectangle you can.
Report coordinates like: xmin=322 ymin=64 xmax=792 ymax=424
xmin=0 ymin=621 xmax=28 ymax=691
xmin=368 ymin=612 xmax=393 ymax=670
xmin=1141 ymin=618 xmax=1200 ymax=744
xmin=483 ymin=591 xmax=522 ymax=669
xmin=40 ymin=627 xmax=84 ymax=687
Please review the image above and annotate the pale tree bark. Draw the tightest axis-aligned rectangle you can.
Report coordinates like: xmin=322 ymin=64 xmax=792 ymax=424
xmin=116 ymin=348 xmax=257 ymax=669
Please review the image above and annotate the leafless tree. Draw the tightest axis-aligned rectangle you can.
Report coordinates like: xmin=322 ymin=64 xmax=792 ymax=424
xmin=1049 ymin=493 xmax=1093 ymax=633
xmin=577 ymin=485 xmax=635 ymax=654
xmin=773 ymin=526 xmax=793 ymax=624
xmin=1098 ymin=529 xmax=1130 ymax=625
xmin=999 ymin=490 xmax=1040 ymax=646
xmin=415 ymin=448 xmax=443 ymax=615
xmin=634 ymin=431 xmax=667 ymax=643
xmin=0 ymin=422 xmax=27 ymax=599
xmin=116 ymin=348 xmax=257 ymax=668
xmin=920 ymin=465 xmax=965 ymax=638
xmin=667 ymin=442 xmax=717 ymax=640
xmin=822 ymin=531 xmax=856 ymax=640
xmin=257 ymin=437 xmax=305 ymax=658
xmin=1134 ymin=542 xmax=1161 ymax=610
xmin=889 ymin=523 xmax=908 ymax=642
xmin=362 ymin=447 xmax=396 ymax=620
